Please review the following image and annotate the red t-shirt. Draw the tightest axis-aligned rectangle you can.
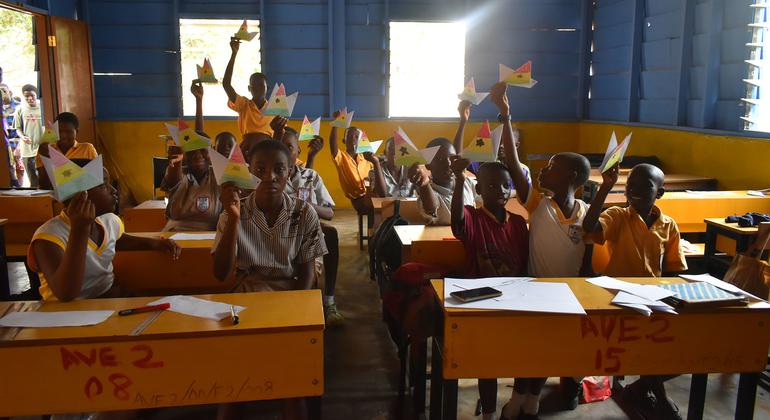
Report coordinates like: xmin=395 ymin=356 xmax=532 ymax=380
xmin=453 ymin=206 xmax=529 ymax=277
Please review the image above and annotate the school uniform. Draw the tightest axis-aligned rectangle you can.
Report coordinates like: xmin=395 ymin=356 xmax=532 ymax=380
xmin=590 ymin=205 xmax=687 ymax=277
xmin=285 ymin=165 xmax=335 ymax=208
xmin=524 ymin=188 xmax=589 ymax=277
xmin=161 ymin=168 xmax=222 ymax=232
xmin=212 ymin=192 xmax=327 ymax=292
xmin=227 ymin=94 xmax=274 ymax=137
xmin=332 ymin=149 xmax=372 ymax=200
xmin=35 ymin=140 xmax=98 ymax=168
xmin=28 ymin=212 xmax=124 ymax=301
xmin=416 ymin=177 xmax=478 ymax=226
xmin=371 ymin=164 xmax=414 ymax=198
xmin=454 ymin=206 xmax=529 ymax=277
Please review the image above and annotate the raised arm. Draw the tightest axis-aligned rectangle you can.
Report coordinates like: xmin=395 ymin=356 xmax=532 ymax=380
xmin=364 ymin=152 xmax=388 ymax=197
xmin=328 ymin=110 xmax=341 ymax=157
xmin=31 ymin=193 xmax=93 ymax=301
xmin=453 ymin=101 xmax=471 ymax=154
xmin=212 ymin=183 xmax=241 ymax=281
xmin=222 ymin=38 xmax=240 ymax=103
xmin=305 ymin=136 xmax=323 ymax=169
xmin=450 ymin=156 xmax=471 ymax=236
xmin=409 ymin=164 xmax=439 ymax=216
xmin=191 ymin=79 xmax=204 ymax=132
xmin=270 ymin=116 xmax=288 ymax=141
xmin=161 ymin=146 xmax=184 ymax=190
xmin=490 ymin=82 xmax=530 ymax=202
xmin=582 ymin=164 xmax=619 ymax=233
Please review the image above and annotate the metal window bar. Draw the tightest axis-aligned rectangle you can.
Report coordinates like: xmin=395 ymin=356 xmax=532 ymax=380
xmin=742 ymin=2 xmax=770 ymax=131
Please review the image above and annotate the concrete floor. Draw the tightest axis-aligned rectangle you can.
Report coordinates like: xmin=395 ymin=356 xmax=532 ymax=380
xmin=7 ymin=209 xmax=770 ymax=419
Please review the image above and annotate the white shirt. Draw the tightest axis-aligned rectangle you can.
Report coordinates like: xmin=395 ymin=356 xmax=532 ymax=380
xmin=524 ymin=189 xmax=588 ymax=277
xmin=416 ymin=176 xmax=478 ymax=226
xmin=285 ymin=165 xmax=335 ymax=207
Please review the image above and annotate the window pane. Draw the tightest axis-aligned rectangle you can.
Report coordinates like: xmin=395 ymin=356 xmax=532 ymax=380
xmin=389 ymin=21 xmax=466 ymax=118
xmin=179 ymin=19 xmax=261 ymax=117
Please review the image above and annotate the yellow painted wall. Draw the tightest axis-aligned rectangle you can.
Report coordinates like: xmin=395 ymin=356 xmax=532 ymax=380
xmin=95 ymin=120 xmax=578 ymax=208
xmin=95 ymin=119 xmax=770 ymax=208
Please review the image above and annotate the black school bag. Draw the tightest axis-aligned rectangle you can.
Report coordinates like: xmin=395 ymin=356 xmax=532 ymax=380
xmin=369 ymin=200 xmax=410 ymax=295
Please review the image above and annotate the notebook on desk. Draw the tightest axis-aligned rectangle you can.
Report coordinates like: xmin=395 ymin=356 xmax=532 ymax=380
xmin=659 ymin=282 xmax=748 ymax=307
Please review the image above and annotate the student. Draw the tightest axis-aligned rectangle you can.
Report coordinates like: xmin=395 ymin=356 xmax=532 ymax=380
xmin=13 ymin=84 xmax=43 ymax=187
xmin=450 ymin=157 xmax=528 ymax=420
xmin=215 ymin=132 xmax=237 ymax=158
xmin=411 ymin=137 xmax=478 ymax=226
xmin=223 ymin=37 xmax=273 ymax=137
xmin=36 ymin=112 xmax=98 ymax=172
xmin=328 ymin=109 xmax=378 ymax=213
xmin=161 ymin=81 xmax=221 ymax=232
xmin=582 ymin=163 xmax=687 ymax=420
xmin=29 ymin=159 xmax=180 ymax=302
xmin=453 ymin=100 xmax=532 ymax=188
xmin=212 ymin=139 xmax=326 ymax=420
xmin=281 ymin=127 xmax=343 ymax=325
xmin=369 ymin=137 xmax=414 ymax=198
xmin=490 ymin=81 xmax=591 ymax=418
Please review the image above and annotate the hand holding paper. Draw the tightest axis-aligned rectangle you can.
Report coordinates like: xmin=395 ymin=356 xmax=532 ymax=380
xmin=600 ymin=132 xmax=632 ymax=173
xmin=233 ymin=19 xmax=258 ymax=41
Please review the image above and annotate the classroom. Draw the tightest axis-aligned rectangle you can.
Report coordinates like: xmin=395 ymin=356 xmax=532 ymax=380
xmin=1 ymin=0 xmax=770 ymax=419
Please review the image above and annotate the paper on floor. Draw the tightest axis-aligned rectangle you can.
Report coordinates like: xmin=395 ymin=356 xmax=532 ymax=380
xmin=168 ymin=232 xmax=216 ymax=241
xmin=444 ymin=278 xmax=586 ymax=314
xmin=587 ymin=276 xmax=675 ymax=302
xmin=148 ymin=295 xmax=245 ymax=321
xmin=0 ymin=310 xmax=114 ymax=327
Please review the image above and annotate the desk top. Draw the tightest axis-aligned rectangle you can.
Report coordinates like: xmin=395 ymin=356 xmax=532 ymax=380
xmin=704 ymin=218 xmax=759 ymax=235
xmin=132 ymin=200 xmax=167 ymax=210
xmin=371 ymin=197 xmax=417 ymax=209
xmin=588 ymin=171 xmax=716 ymax=185
xmin=394 ymin=225 xmax=456 ymax=246
xmin=128 ymin=231 xmax=215 ymax=249
xmin=431 ymin=278 xmax=770 ymax=314
xmin=0 ymin=291 xmax=324 ymax=346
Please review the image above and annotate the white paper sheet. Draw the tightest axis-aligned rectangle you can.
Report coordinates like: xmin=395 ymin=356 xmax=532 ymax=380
xmin=444 ymin=278 xmax=586 ymax=315
xmin=0 ymin=310 xmax=114 ymax=327
xmin=679 ymin=273 xmax=764 ymax=301
xmin=587 ymin=276 xmax=675 ymax=301
xmin=611 ymin=291 xmax=677 ymax=316
xmin=148 ymin=295 xmax=245 ymax=321
xmin=168 ymin=232 xmax=216 ymax=241
xmin=0 ymin=189 xmax=51 ymax=196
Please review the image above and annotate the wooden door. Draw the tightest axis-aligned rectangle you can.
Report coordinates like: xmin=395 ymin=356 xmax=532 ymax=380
xmin=49 ymin=17 xmax=96 ymax=143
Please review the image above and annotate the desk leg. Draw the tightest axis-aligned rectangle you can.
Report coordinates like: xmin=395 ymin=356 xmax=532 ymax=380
xmin=686 ymin=374 xmax=707 ymax=420
xmin=704 ymin=225 xmax=717 ymax=275
xmin=430 ymin=336 xmax=444 ymax=420
xmin=735 ymin=373 xmax=758 ymax=420
xmin=441 ymin=378 xmax=458 ymax=420
xmin=0 ymin=224 xmax=8 ymax=301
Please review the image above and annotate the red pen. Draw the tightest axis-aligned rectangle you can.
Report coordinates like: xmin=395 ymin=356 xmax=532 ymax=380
xmin=118 ymin=303 xmax=171 ymax=316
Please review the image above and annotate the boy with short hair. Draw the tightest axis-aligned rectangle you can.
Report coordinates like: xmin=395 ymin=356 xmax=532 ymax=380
xmin=582 ymin=163 xmax=687 ymax=420
xmin=450 ymin=157 xmax=529 ymax=420
xmin=328 ymin=109 xmax=379 ymax=213
xmin=491 ymin=81 xmax=592 ymax=419
xmin=281 ymin=127 xmax=344 ymax=325
xmin=369 ymin=137 xmax=414 ymax=198
xmin=29 ymin=158 xmax=179 ymax=302
xmin=13 ymin=84 xmax=43 ymax=187
xmin=36 ymin=112 xmax=98 ymax=175
xmin=223 ymin=37 xmax=273 ymax=137
xmin=411 ymin=137 xmax=478 ymax=225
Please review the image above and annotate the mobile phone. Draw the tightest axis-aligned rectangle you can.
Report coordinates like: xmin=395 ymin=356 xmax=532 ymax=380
xmin=450 ymin=287 xmax=502 ymax=303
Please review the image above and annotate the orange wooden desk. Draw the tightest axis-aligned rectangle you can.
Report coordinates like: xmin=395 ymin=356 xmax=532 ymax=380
xmin=0 ymin=193 xmax=58 ymax=258
xmin=0 ymin=291 xmax=324 ymax=416
xmin=428 ymin=278 xmax=770 ymax=420
xmin=587 ymin=171 xmax=717 ymax=194
xmin=113 ymin=231 xmax=236 ymax=295
xmin=371 ymin=197 xmax=423 ymax=229
xmin=703 ymin=218 xmax=761 ymax=276
xmin=602 ymin=191 xmax=770 ymax=233
xmin=394 ymin=225 xmax=465 ymax=270
xmin=122 ymin=200 xmax=167 ymax=232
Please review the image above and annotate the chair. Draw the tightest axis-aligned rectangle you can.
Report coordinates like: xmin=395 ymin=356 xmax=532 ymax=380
xmin=152 ymin=157 xmax=168 ymax=199
xmin=357 ymin=212 xmax=373 ymax=250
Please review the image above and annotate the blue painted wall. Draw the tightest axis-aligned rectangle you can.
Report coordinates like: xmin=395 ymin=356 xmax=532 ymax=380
xmin=589 ymin=0 xmax=753 ymax=131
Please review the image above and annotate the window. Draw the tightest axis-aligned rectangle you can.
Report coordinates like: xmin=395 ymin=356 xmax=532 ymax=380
xmin=389 ymin=21 xmax=466 ymax=118
xmin=742 ymin=2 xmax=770 ymax=132
xmin=179 ymin=18 xmax=261 ymax=117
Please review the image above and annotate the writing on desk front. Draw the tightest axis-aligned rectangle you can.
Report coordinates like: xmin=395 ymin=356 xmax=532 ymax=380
xmin=581 ymin=315 xmax=673 ymax=374
xmin=57 ymin=343 xmax=274 ymax=406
